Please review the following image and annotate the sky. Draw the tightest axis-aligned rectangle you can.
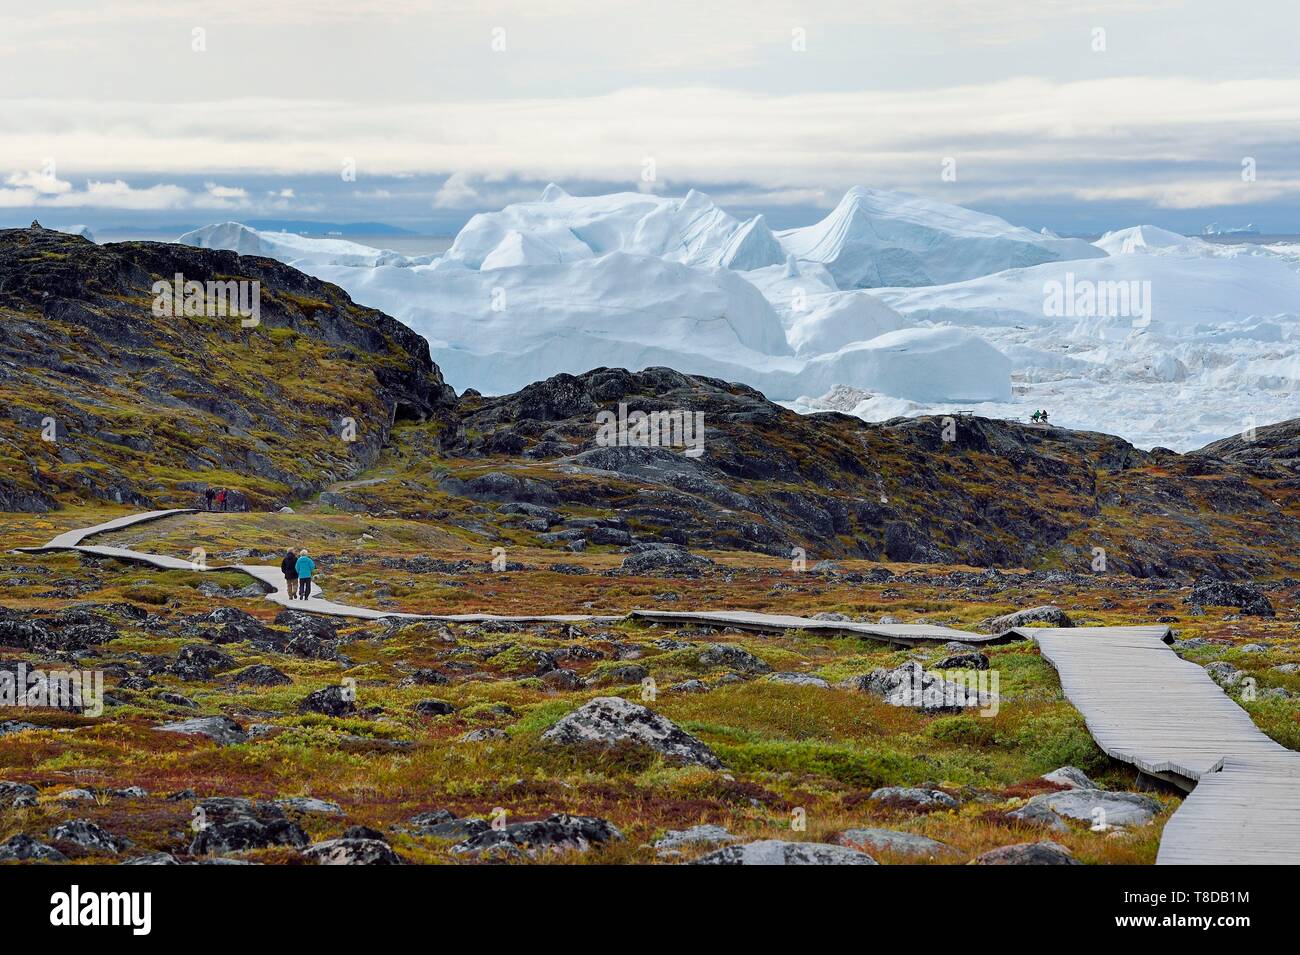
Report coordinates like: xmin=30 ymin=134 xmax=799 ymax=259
xmin=2 ymin=0 xmax=1299 ymax=236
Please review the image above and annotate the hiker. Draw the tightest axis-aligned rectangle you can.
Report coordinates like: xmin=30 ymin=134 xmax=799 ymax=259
xmin=203 ymin=486 xmax=215 ymax=511
xmin=280 ymin=549 xmax=298 ymax=598
xmin=1030 ymin=410 xmax=1041 ymax=422
xmin=294 ymin=548 xmax=316 ymax=601
xmin=216 ymin=488 xmax=227 ymax=511
xmin=1040 ymin=409 xmax=1050 ymax=424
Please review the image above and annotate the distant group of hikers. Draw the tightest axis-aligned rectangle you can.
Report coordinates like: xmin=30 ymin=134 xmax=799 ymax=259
xmin=1030 ymin=409 xmax=1051 ymax=424
xmin=202 ymin=486 xmax=234 ymax=511
xmin=280 ymin=549 xmax=317 ymax=601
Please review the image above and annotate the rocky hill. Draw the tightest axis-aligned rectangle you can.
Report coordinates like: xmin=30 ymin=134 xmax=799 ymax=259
xmin=344 ymin=367 xmax=1300 ymax=580
xmin=4 ymin=224 xmax=1300 ymax=580
xmin=0 ymin=225 xmax=454 ymax=510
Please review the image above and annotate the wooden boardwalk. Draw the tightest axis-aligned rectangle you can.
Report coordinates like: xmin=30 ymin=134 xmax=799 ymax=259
xmin=18 ymin=510 xmax=613 ymax=625
xmin=19 ymin=510 xmax=1300 ymax=863
xmin=1031 ymin=627 xmax=1300 ymax=865
xmin=630 ymin=609 xmax=1014 ymax=647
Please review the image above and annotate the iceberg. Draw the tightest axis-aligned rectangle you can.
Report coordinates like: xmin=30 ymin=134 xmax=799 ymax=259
xmin=776 ymin=186 xmax=1103 ymax=288
xmin=445 ymin=186 xmax=786 ymax=271
xmin=179 ymin=221 xmax=417 ymax=269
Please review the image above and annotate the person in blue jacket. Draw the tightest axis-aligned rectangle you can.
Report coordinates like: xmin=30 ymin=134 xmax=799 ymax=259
xmin=294 ymin=549 xmax=316 ymax=601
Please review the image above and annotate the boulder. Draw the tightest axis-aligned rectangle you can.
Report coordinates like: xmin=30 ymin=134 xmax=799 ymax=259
xmin=189 ymin=797 xmax=309 ymax=854
xmin=667 ymin=679 xmax=709 ymax=694
xmin=652 ymin=824 xmax=737 ymax=858
xmin=836 ymin=827 xmax=956 ymax=858
xmin=53 ymin=788 xmax=96 ymax=802
xmin=541 ymin=697 xmax=722 ymax=768
xmin=155 ymin=716 xmax=248 ymax=746
xmin=764 ymin=672 xmax=830 ymax=688
xmin=934 ymin=651 xmax=989 ymax=671
xmin=48 ymin=819 xmax=129 ymax=854
xmin=303 ymin=838 xmax=404 ymax=865
xmin=192 ymin=607 xmax=275 ymax=645
xmin=405 ymin=809 xmax=490 ymax=840
xmin=231 ymin=664 xmax=292 ymax=686
xmin=844 ymin=660 xmax=989 ymax=711
xmin=1005 ymin=802 xmax=1068 ymax=832
xmin=691 ymin=840 xmax=876 ymax=865
xmin=697 ymin=643 xmax=770 ymax=674
xmin=275 ymin=797 xmax=344 ymax=816
xmin=0 ymin=781 xmax=39 ymax=807
xmin=989 ymin=606 xmax=1074 ymax=632
xmin=0 ymin=720 xmax=40 ymax=738
xmin=1184 ymin=580 xmax=1274 ymax=617
xmin=413 ymin=699 xmax=455 ymax=716
xmin=539 ymin=668 xmax=584 ymax=690
xmin=619 ymin=545 xmax=714 ymax=577
xmin=970 ymin=841 xmax=1079 ymax=865
xmin=459 ymin=728 xmax=509 ymax=743
xmin=0 ymin=833 xmax=67 ymax=862
xmin=1041 ymin=766 xmax=1096 ymax=790
xmin=171 ymin=643 xmax=236 ymax=680
xmin=1205 ymin=661 xmax=1246 ymax=688
xmin=451 ymin=813 xmax=622 ymax=859
xmin=274 ymin=610 xmax=340 ymax=642
xmin=1021 ymin=789 xmax=1161 ymax=828
xmin=867 ymin=786 xmax=959 ymax=810
xmin=298 ymin=685 xmax=356 ymax=716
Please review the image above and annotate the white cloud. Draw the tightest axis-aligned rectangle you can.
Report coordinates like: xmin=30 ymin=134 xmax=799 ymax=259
xmin=0 ymin=172 xmax=268 ymax=210
xmin=432 ymin=173 xmax=548 ymax=209
xmin=3 ymin=77 xmax=1300 ymax=210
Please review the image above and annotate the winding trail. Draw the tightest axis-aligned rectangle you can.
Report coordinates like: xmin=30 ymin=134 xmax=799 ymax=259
xmin=16 ymin=508 xmax=1300 ymax=863
xmin=1032 ymin=626 xmax=1300 ymax=864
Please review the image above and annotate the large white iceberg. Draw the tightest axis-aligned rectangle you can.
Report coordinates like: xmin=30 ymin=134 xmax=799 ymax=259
xmin=179 ymin=222 xmax=417 ymax=269
xmin=776 ymin=186 xmax=1103 ymax=288
xmin=446 ymin=185 xmax=786 ymax=271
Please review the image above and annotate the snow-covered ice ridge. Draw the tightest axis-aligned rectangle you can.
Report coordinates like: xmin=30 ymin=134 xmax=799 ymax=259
xmin=180 ymin=187 xmax=1300 ymax=451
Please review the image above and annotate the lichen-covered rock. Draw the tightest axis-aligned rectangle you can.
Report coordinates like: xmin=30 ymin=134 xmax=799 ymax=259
xmin=1021 ymin=789 xmax=1161 ymax=827
xmin=298 ymin=685 xmax=356 ymax=716
xmin=697 ymin=643 xmax=770 ymax=674
xmin=970 ymin=841 xmax=1079 ymax=865
xmin=48 ymin=819 xmax=129 ymax=854
xmin=989 ymin=606 xmax=1074 ymax=632
xmin=1184 ymin=580 xmax=1274 ymax=617
xmin=155 ymin=715 xmax=248 ymax=746
xmin=541 ymin=696 xmax=722 ymax=768
xmin=867 ymin=786 xmax=959 ymax=810
xmin=303 ymin=837 xmax=404 ymax=865
xmin=0 ymin=833 xmax=66 ymax=862
xmin=1205 ymin=661 xmax=1246 ymax=688
xmin=691 ymin=840 xmax=876 ymax=865
xmin=405 ymin=809 xmax=490 ymax=840
xmin=170 ymin=643 xmax=236 ymax=681
xmin=539 ymin=668 xmax=584 ymax=690
xmin=836 ymin=828 xmax=955 ymax=858
xmin=619 ymin=544 xmax=714 ymax=577
xmin=0 ymin=780 xmax=38 ymax=807
xmin=934 ymin=651 xmax=989 ymax=671
xmin=1041 ymin=766 xmax=1096 ymax=790
xmin=451 ymin=813 xmax=622 ymax=859
xmin=231 ymin=664 xmax=291 ymax=686
xmin=189 ymin=797 xmax=309 ymax=854
xmin=1005 ymin=802 xmax=1068 ymax=832
xmin=764 ymin=672 xmax=830 ymax=688
xmin=653 ymin=824 xmax=737 ymax=858
xmin=274 ymin=797 xmax=343 ymax=816
xmin=414 ymin=699 xmax=455 ymax=716
xmin=844 ymin=660 xmax=990 ymax=711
